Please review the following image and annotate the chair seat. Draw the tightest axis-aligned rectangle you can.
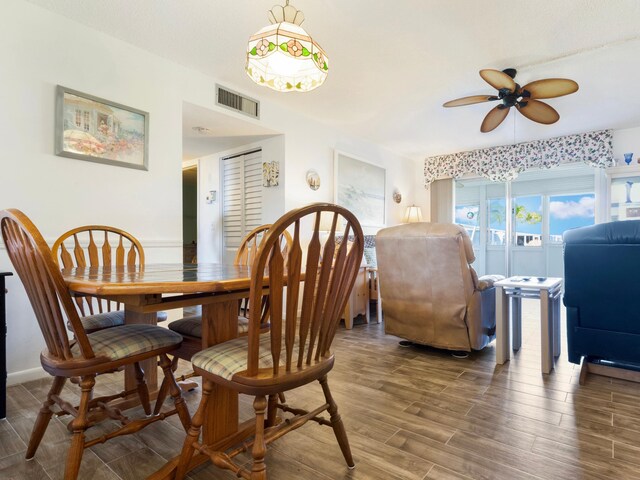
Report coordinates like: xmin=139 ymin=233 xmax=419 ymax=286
xmin=168 ymin=315 xmax=249 ymax=338
xmin=67 ymin=310 xmax=168 ymax=334
xmin=70 ymin=324 xmax=182 ymax=361
xmin=192 ymin=333 xmax=275 ymax=380
xmin=191 ymin=332 xmax=330 ymax=381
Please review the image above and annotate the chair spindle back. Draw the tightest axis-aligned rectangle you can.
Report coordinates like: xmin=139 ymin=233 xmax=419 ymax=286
xmin=234 ymin=224 xmax=292 ymax=267
xmin=52 ymin=226 xmax=144 ymax=316
xmin=245 ymin=204 xmax=363 ymax=377
xmin=0 ymin=209 xmax=94 ymax=362
xmin=235 ymin=224 xmax=292 ymax=322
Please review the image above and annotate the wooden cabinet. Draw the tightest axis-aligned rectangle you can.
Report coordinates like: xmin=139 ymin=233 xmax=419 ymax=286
xmin=1 ymin=272 xmax=12 ymax=419
xmin=606 ymin=165 xmax=640 ymax=221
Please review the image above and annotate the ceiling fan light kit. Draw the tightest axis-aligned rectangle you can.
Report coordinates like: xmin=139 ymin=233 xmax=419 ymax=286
xmin=444 ymin=68 xmax=579 ymax=132
xmin=246 ymin=1 xmax=329 ymax=92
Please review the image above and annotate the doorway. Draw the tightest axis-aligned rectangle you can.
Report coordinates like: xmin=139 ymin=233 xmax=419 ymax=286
xmin=182 ymin=165 xmax=198 ymax=263
xmin=181 ymin=102 xmax=283 ymax=263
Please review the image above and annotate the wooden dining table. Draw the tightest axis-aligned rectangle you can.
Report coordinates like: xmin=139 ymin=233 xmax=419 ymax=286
xmin=61 ymin=262 xmax=270 ymax=477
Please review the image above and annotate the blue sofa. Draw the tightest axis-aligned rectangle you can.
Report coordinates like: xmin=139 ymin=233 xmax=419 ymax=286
xmin=563 ymin=220 xmax=640 ymax=367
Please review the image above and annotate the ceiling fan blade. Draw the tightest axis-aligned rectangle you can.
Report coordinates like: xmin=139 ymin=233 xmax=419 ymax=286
xmin=443 ymin=95 xmax=499 ymax=107
xmin=522 ymin=78 xmax=579 ymax=99
xmin=481 ymin=106 xmax=510 ymax=133
xmin=442 ymin=95 xmax=499 ymax=107
xmin=516 ymin=99 xmax=560 ymax=124
xmin=479 ymin=69 xmax=516 ymax=92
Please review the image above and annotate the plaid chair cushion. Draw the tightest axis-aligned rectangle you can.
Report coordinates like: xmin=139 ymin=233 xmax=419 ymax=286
xmin=67 ymin=310 xmax=168 ymax=334
xmin=192 ymin=333 xmax=274 ymax=380
xmin=71 ymin=324 xmax=182 ymax=361
xmin=79 ymin=310 xmax=125 ymax=332
xmin=168 ymin=316 xmax=249 ymax=338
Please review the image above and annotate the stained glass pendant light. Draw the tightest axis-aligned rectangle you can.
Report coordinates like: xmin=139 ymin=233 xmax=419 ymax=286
xmin=246 ymin=1 xmax=329 ymax=93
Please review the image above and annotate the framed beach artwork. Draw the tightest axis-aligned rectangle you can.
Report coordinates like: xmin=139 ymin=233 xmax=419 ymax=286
xmin=334 ymin=151 xmax=386 ymax=227
xmin=55 ymin=86 xmax=149 ymax=170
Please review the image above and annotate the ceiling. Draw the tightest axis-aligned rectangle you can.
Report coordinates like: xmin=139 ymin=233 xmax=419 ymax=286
xmin=182 ymin=102 xmax=280 ymax=160
xmin=27 ymin=0 xmax=640 ymax=162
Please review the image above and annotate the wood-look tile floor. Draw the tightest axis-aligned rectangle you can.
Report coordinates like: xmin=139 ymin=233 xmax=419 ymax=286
xmin=3 ymin=299 xmax=640 ymax=479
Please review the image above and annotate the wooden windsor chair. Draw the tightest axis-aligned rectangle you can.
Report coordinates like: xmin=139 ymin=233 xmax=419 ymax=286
xmin=52 ymin=225 xmax=167 ymax=334
xmin=168 ymin=224 xmax=292 ymax=350
xmin=157 ymin=225 xmax=292 ymax=413
xmin=235 ymin=224 xmax=293 ymax=321
xmin=173 ymin=203 xmax=363 ymax=480
xmin=0 ymin=209 xmax=191 ymax=480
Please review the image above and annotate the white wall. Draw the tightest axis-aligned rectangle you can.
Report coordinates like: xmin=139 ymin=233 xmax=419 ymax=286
xmin=280 ymin=129 xmax=417 ymax=235
xmin=0 ymin=0 xmax=188 ymax=383
xmin=0 ymin=0 xmax=420 ymax=382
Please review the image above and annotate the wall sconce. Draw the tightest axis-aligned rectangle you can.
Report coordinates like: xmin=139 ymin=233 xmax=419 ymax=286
xmin=306 ymin=169 xmax=320 ymax=191
xmin=402 ymin=205 xmax=423 ymax=223
xmin=206 ymin=190 xmax=217 ymax=204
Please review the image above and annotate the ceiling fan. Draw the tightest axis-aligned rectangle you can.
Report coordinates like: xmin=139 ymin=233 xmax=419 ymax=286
xmin=443 ymin=68 xmax=579 ymax=133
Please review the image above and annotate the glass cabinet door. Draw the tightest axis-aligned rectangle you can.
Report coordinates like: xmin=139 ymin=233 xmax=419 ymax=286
xmin=610 ymin=175 xmax=640 ymax=221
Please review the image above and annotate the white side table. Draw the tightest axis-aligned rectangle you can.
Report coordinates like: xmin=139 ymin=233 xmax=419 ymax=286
xmin=495 ymin=276 xmax=563 ymax=374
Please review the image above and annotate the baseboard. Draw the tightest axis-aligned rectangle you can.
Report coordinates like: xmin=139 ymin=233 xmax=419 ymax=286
xmin=7 ymin=365 xmax=48 ymax=386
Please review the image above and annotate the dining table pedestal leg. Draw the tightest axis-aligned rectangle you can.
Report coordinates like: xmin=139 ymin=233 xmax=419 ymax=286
xmin=124 ymin=307 xmax=159 ymax=399
xmin=201 ymin=299 xmax=240 ymax=445
xmin=145 ymin=296 xmax=249 ymax=480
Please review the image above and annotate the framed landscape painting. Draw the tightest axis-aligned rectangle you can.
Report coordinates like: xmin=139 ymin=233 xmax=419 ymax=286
xmin=55 ymin=86 xmax=149 ymax=170
xmin=334 ymin=151 xmax=386 ymax=227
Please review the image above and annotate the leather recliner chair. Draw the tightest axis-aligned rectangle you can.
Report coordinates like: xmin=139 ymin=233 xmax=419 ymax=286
xmin=564 ymin=220 xmax=640 ymax=367
xmin=376 ymin=222 xmax=503 ymax=352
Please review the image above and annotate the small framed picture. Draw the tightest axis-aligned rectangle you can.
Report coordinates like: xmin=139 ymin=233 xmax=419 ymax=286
xmin=55 ymin=86 xmax=149 ymax=170
xmin=262 ymin=161 xmax=279 ymax=187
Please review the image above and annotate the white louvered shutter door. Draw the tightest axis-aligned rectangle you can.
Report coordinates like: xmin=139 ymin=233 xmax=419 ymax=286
xmin=243 ymin=150 xmax=263 ymax=234
xmin=222 ymin=150 xmax=262 ymax=263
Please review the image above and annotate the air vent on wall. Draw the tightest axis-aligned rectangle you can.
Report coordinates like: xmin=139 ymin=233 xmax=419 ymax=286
xmin=216 ymin=85 xmax=260 ymax=119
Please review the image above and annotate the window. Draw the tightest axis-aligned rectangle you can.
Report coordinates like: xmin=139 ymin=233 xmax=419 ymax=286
xmin=75 ymin=109 xmax=82 ymax=127
xmin=455 ymin=203 xmax=480 ymax=247
xmin=549 ymin=193 xmax=595 ymax=242
xmin=488 ymin=197 xmax=506 ymax=246
xmin=83 ymin=111 xmax=90 ymax=131
xmin=513 ymin=195 xmax=543 ymax=247
xmin=222 ymin=150 xmax=263 ymax=250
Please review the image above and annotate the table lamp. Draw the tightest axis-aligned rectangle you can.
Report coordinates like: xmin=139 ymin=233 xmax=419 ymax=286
xmin=402 ymin=205 xmax=423 ymax=223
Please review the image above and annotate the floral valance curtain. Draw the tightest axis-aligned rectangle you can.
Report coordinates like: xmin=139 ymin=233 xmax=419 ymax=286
xmin=423 ymin=130 xmax=614 ymax=186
